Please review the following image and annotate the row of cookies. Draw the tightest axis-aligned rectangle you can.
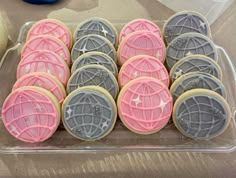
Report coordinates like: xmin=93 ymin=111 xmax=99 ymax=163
xmin=63 ymin=18 xmax=120 ymax=141
xmin=1 ymin=19 xmax=74 ymax=143
xmin=163 ymin=11 xmax=231 ymax=140
xmin=116 ymin=19 xmax=173 ymax=135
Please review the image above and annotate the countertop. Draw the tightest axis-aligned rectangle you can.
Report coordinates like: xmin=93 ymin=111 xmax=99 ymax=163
xmin=0 ymin=0 xmax=236 ymax=177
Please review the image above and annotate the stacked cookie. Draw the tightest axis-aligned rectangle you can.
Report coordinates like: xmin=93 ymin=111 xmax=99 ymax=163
xmin=63 ymin=18 xmax=119 ymax=141
xmin=163 ymin=11 xmax=231 ymax=140
xmin=1 ymin=19 xmax=72 ymax=143
xmin=117 ymin=19 xmax=173 ymax=135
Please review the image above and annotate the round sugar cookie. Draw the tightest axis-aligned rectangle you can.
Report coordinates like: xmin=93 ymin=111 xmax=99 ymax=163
xmin=71 ymin=34 xmax=117 ymax=63
xmin=26 ymin=19 xmax=72 ymax=49
xmin=163 ymin=11 xmax=211 ymax=44
xmin=165 ymin=33 xmax=218 ymax=70
xmin=118 ymin=31 xmax=165 ymax=66
xmin=1 ymin=86 xmax=60 ymax=143
xmin=67 ymin=64 xmax=119 ymax=99
xmin=74 ymin=17 xmax=118 ymax=47
xmin=173 ymin=89 xmax=231 ymax=140
xmin=21 ymin=35 xmax=70 ymax=65
xmin=170 ymin=72 xmax=226 ymax=102
xmin=117 ymin=77 xmax=173 ymax=134
xmin=119 ymin=19 xmax=162 ymax=43
xmin=118 ymin=55 xmax=169 ymax=88
xmin=71 ymin=51 xmax=118 ymax=76
xmin=13 ymin=72 xmax=66 ymax=104
xmin=17 ymin=50 xmax=70 ymax=85
xmin=62 ymin=86 xmax=117 ymax=141
xmin=169 ymin=55 xmax=222 ymax=83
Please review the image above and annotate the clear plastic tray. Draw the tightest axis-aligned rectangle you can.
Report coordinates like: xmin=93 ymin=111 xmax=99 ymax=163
xmin=0 ymin=21 xmax=236 ymax=153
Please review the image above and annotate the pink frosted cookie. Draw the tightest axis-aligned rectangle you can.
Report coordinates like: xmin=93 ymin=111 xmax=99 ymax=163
xmin=118 ymin=31 xmax=165 ymax=66
xmin=118 ymin=55 xmax=169 ymax=88
xmin=1 ymin=86 xmax=60 ymax=143
xmin=117 ymin=77 xmax=173 ymax=134
xmin=17 ymin=50 xmax=70 ymax=85
xmin=119 ymin=19 xmax=162 ymax=43
xmin=13 ymin=72 xmax=66 ymax=104
xmin=26 ymin=19 xmax=72 ymax=49
xmin=21 ymin=35 xmax=70 ymax=65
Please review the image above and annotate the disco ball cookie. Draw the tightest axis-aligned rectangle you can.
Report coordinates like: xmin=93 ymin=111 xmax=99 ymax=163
xmin=74 ymin=17 xmax=118 ymax=47
xmin=165 ymin=33 xmax=218 ymax=70
xmin=17 ymin=50 xmax=70 ymax=85
xmin=117 ymin=77 xmax=173 ymax=134
xmin=173 ymin=89 xmax=231 ymax=140
xmin=71 ymin=51 xmax=118 ymax=76
xmin=118 ymin=31 xmax=165 ymax=66
xmin=1 ymin=86 xmax=60 ymax=143
xmin=67 ymin=64 xmax=119 ymax=99
xmin=118 ymin=55 xmax=169 ymax=88
xmin=119 ymin=19 xmax=162 ymax=43
xmin=62 ymin=86 xmax=117 ymax=141
xmin=170 ymin=72 xmax=226 ymax=102
xmin=13 ymin=72 xmax=66 ymax=104
xmin=71 ymin=34 xmax=117 ymax=63
xmin=26 ymin=19 xmax=72 ymax=49
xmin=163 ymin=11 xmax=211 ymax=44
xmin=21 ymin=35 xmax=70 ymax=65
xmin=169 ymin=55 xmax=222 ymax=83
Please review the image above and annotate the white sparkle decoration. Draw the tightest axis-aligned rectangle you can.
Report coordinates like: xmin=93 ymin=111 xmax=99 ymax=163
xmin=159 ymin=99 xmax=166 ymax=112
xmin=67 ymin=108 xmax=72 ymax=116
xmin=186 ymin=51 xmax=193 ymax=56
xmin=133 ymin=71 xmax=138 ymax=78
xmin=102 ymin=121 xmax=108 ymax=128
xmin=80 ymin=45 xmax=87 ymax=54
xmin=199 ymin=21 xmax=206 ymax=29
xmin=25 ymin=64 xmax=31 ymax=72
xmin=132 ymin=95 xmax=142 ymax=106
xmin=35 ymin=103 xmax=42 ymax=111
xmin=156 ymin=51 xmax=161 ymax=58
xmin=174 ymin=69 xmax=183 ymax=79
xmin=101 ymin=26 xmax=108 ymax=37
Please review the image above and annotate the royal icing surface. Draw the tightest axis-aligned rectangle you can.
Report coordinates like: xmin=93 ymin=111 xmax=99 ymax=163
xmin=118 ymin=55 xmax=169 ymax=88
xmin=21 ymin=35 xmax=70 ymax=65
xmin=17 ymin=50 xmax=70 ymax=85
xmin=1 ymin=87 xmax=60 ymax=143
xmin=117 ymin=77 xmax=173 ymax=134
xmin=118 ymin=31 xmax=165 ymax=66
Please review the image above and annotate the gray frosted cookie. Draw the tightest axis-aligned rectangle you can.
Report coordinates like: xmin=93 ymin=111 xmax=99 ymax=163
xmin=165 ymin=33 xmax=218 ymax=70
xmin=169 ymin=55 xmax=222 ymax=83
xmin=71 ymin=34 xmax=117 ymax=63
xmin=67 ymin=64 xmax=119 ymax=99
xmin=170 ymin=72 xmax=226 ymax=102
xmin=71 ymin=51 xmax=118 ymax=77
xmin=62 ymin=86 xmax=117 ymax=141
xmin=163 ymin=11 xmax=211 ymax=44
xmin=173 ymin=89 xmax=231 ymax=140
xmin=74 ymin=17 xmax=118 ymax=46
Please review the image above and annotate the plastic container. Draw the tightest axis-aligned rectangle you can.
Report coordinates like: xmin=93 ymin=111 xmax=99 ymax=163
xmin=0 ymin=21 xmax=236 ymax=153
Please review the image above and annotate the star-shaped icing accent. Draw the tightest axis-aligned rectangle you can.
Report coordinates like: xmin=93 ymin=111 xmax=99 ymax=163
xmin=186 ymin=51 xmax=193 ymax=57
xmin=132 ymin=95 xmax=142 ymax=106
xmin=199 ymin=21 xmax=206 ymax=29
xmin=159 ymin=99 xmax=166 ymax=112
xmin=101 ymin=26 xmax=108 ymax=37
xmin=35 ymin=103 xmax=43 ymax=111
xmin=11 ymin=126 xmax=18 ymax=134
xmin=156 ymin=51 xmax=161 ymax=59
xmin=102 ymin=121 xmax=108 ymax=129
xmin=80 ymin=45 xmax=87 ymax=54
xmin=133 ymin=71 xmax=138 ymax=78
xmin=174 ymin=69 xmax=183 ymax=79
xmin=66 ymin=108 xmax=72 ymax=117
xmin=25 ymin=64 xmax=31 ymax=72
xmin=47 ymin=69 xmax=51 ymax=74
